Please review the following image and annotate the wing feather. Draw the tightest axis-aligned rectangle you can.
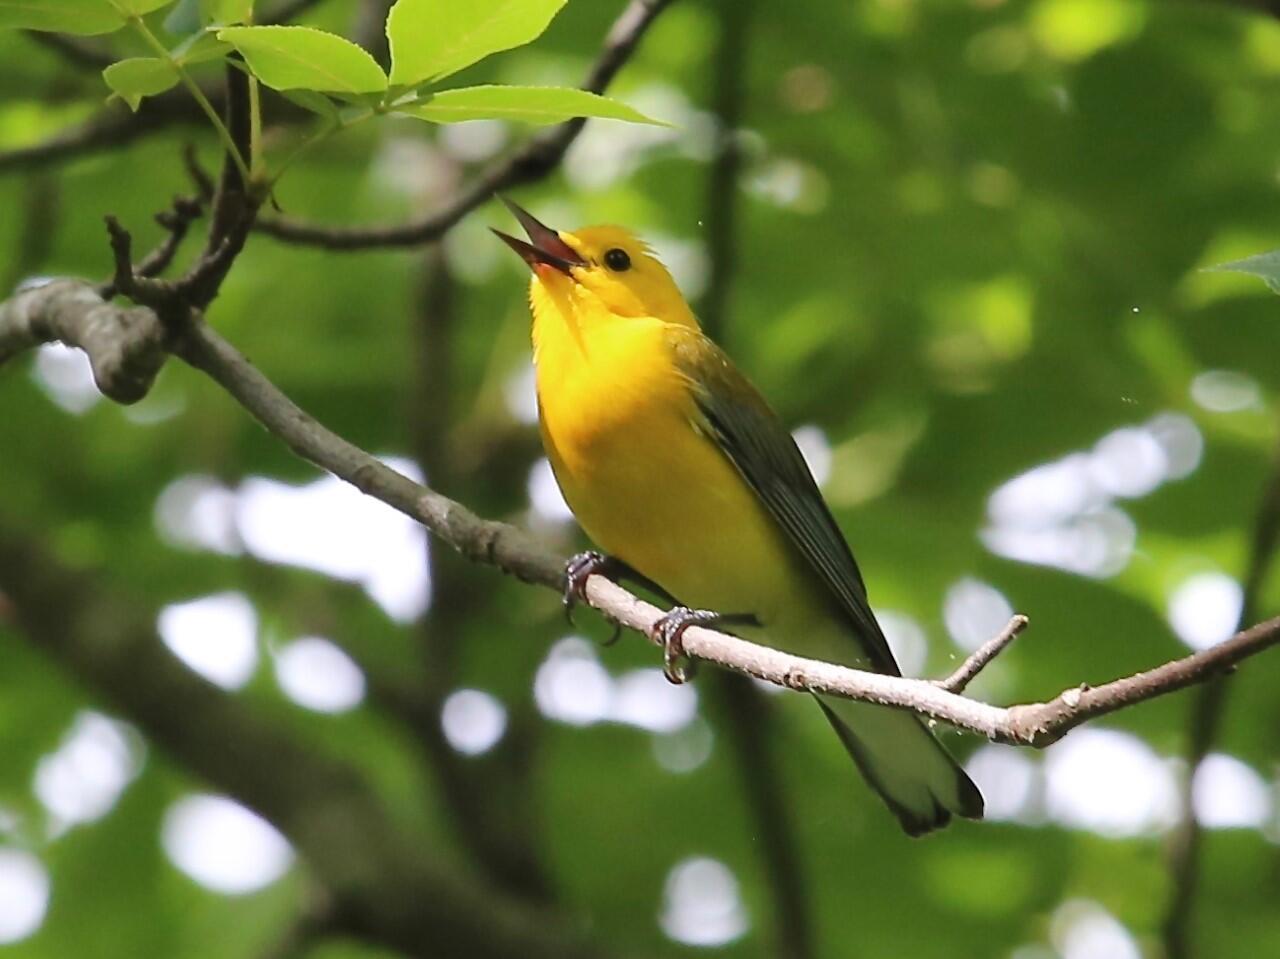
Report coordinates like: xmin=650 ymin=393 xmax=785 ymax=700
xmin=672 ymin=330 xmax=900 ymax=676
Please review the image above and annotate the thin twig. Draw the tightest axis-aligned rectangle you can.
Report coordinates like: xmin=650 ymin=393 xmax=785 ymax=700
xmin=101 ymin=216 xmax=178 ymax=307
xmin=137 ymin=196 xmax=205 ymax=279
xmin=98 ymin=195 xmax=205 ymax=301
xmin=254 ymin=0 xmax=674 ymax=250
xmin=175 ymin=65 xmax=262 ymax=310
xmin=1 ymin=283 xmax=1277 ymax=741
xmin=935 ymin=615 xmax=1030 ymax=694
xmin=204 ymin=63 xmax=254 ymax=254
xmin=184 ymin=143 xmax=217 ymax=203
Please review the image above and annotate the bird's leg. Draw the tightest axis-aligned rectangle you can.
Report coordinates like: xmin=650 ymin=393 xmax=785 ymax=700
xmin=651 ymin=608 xmax=760 ymax=685
xmin=564 ymin=551 xmax=679 ymax=645
xmin=563 ymin=550 xmax=620 ymax=626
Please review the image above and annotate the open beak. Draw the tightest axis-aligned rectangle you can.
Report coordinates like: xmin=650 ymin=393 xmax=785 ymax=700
xmin=492 ymin=196 xmax=584 ymax=276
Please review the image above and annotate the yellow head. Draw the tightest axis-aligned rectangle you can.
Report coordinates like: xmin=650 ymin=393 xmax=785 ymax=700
xmin=494 ymin=199 xmax=698 ymax=330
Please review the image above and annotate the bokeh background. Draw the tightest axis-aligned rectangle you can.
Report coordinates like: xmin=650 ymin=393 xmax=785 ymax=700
xmin=1 ymin=0 xmax=1279 ymax=957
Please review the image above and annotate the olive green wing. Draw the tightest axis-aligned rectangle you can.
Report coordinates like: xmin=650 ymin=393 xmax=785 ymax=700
xmin=674 ymin=332 xmax=901 ymax=677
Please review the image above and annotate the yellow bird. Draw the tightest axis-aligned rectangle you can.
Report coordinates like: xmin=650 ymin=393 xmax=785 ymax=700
xmin=495 ymin=199 xmax=983 ymax=835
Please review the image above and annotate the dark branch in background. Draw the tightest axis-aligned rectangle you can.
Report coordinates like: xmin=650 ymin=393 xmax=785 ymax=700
xmin=46 ymin=322 xmax=1280 ymax=745
xmin=26 ymin=30 xmax=114 ymax=71
xmin=698 ymin=0 xmax=755 ymax=342
xmin=254 ymin=0 xmax=674 ymax=250
xmin=708 ymin=677 xmax=814 ymax=959
xmin=1 ymin=283 xmax=1277 ymax=744
xmin=0 ymin=4 xmax=661 ymax=956
xmin=2 ymin=0 xmax=313 ymax=181
xmin=352 ymin=0 xmax=396 ymax=67
xmin=1162 ymin=435 xmax=1280 ymax=959
xmin=204 ymin=63 xmax=254 ymax=254
xmin=0 ymin=525 xmax=613 ymax=959
xmin=407 ymin=244 xmax=554 ymax=900
xmin=697 ymin=3 xmax=811 ymax=954
xmin=2 ymin=1 xmax=1277 ymax=954
xmin=255 ymin=897 xmax=335 ymax=959
xmin=1 ymin=172 xmax=60 ymax=296
xmin=0 ymin=83 xmax=222 ymax=176
xmin=265 ymin=0 xmax=331 ymax=24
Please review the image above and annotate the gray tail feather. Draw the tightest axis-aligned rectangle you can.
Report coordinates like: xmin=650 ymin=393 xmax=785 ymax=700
xmin=816 ymin=696 xmax=984 ymax=837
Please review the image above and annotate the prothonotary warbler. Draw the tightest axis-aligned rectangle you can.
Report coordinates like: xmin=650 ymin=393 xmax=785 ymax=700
xmin=495 ymin=199 xmax=983 ymax=835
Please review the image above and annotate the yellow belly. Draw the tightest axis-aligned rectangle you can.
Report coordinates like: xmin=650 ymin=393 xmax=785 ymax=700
xmin=536 ymin=316 xmax=809 ymax=627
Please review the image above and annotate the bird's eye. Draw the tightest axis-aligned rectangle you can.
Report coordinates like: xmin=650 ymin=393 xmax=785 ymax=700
xmin=603 ymin=248 xmax=631 ymax=272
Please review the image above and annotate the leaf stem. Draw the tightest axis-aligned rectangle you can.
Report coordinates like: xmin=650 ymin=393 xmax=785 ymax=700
xmin=249 ymin=75 xmax=263 ymax=180
xmin=266 ymin=108 xmax=373 ymax=189
xmin=126 ymin=13 xmax=252 ymax=182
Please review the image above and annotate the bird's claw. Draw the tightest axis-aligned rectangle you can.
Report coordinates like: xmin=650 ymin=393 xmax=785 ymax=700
xmin=602 ymin=621 xmax=623 ymax=646
xmin=650 ymin=607 xmax=721 ymax=684
xmin=563 ymin=550 xmax=613 ymax=627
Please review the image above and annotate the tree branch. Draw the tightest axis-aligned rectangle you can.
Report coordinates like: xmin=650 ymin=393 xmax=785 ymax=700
xmin=695 ymin=7 xmax=811 ymax=953
xmin=2 ymin=284 xmax=1277 ymax=748
xmin=0 ymin=86 xmax=222 ymax=176
xmin=253 ymin=0 xmax=673 ymax=250
xmin=407 ymin=244 xmax=555 ymax=900
xmin=698 ymin=0 xmax=755 ymax=342
xmin=0 ymin=279 xmax=166 ymax=403
xmin=707 ymin=674 xmax=813 ymax=959
xmin=1162 ymin=431 xmax=1280 ymax=959
xmin=576 ymin=578 xmax=1280 ymax=746
xmin=935 ymin=615 xmax=1030 ymax=694
xmin=0 ymin=522 xmax=613 ymax=959
xmin=135 ymin=195 xmax=206 ymax=281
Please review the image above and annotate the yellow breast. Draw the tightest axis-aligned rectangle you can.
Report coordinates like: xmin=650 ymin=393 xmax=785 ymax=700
xmin=532 ymin=297 xmax=805 ymax=622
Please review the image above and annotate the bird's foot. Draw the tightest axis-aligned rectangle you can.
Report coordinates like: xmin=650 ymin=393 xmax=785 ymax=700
xmin=650 ymin=608 xmax=758 ymax=685
xmin=563 ymin=551 xmax=625 ymax=641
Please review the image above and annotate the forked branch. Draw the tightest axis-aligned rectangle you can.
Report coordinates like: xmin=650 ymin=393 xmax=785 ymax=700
xmin=2 ymin=285 xmax=1274 ymax=748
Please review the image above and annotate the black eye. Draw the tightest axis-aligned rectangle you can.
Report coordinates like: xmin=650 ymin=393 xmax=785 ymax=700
xmin=603 ymin=248 xmax=631 ymax=272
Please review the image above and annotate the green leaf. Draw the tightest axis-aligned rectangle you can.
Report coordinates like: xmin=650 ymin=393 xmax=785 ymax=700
xmin=394 ymin=84 xmax=665 ymax=126
xmin=102 ymin=57 xmax=180 ymax=111
xmin=217 ymin=25 xmax=387 ymax=94
xmin=387 ymin=0 xmax=565 ymax=87
xmin=279 ymin=88 xmax=340 ymax=121
xmin=201 ymin=0 xmax=251 ymax=24
xmin=1208 ymin=250 xmax=1280 ymax=295
xmin=173 ymin=30 xmax=231 ymax=65
xmin=0 ymin=0 xmax=124 ymax=35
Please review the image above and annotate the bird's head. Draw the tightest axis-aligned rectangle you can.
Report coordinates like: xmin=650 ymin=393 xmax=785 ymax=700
xmin=493 ymin=198 xmax=697 ymax=328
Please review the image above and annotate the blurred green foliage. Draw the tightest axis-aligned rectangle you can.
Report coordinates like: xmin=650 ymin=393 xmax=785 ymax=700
xmin=0 ymin=1 xmax=1278 ymax=958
